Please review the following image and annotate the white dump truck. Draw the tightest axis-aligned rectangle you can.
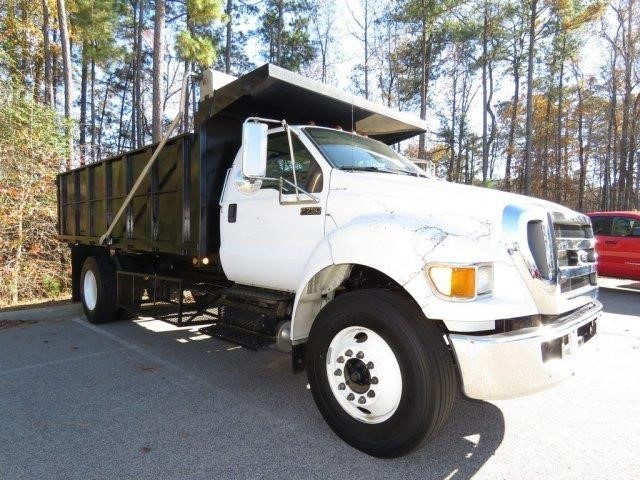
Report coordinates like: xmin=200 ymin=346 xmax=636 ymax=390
xmin=58 ymin=64 xmax=601 ymax=457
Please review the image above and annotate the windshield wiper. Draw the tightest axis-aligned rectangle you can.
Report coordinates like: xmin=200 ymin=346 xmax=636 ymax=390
xmin=395 ymin=169 xmax=423 ymax=177
xmin=338 ymin=166 xmax=398 ymax=174
xmin=339 ymin=166 xmax=425 ymax=177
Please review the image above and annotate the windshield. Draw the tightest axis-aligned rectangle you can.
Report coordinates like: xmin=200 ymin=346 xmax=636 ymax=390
xmin=304 ymin=127 xmax=425 ymax=176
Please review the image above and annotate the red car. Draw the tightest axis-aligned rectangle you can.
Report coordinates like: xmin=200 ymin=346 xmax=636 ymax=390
xmin=587 ymin=211 xmax=640 ymax=280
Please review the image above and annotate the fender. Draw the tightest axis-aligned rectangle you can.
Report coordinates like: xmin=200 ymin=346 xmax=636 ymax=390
xmin=290 ymin=213 xmax=537 ymax=342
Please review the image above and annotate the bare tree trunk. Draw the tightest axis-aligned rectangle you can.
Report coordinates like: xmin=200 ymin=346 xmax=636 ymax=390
xmin=523 ymin=0 xmax=538 ymax=195
xmin=97 ymin=71 xmax=114 ymax=159
xmin=562 ymin=119 xmax=570 ymax=204
xmin=117 ymin=74 xmax=130 ymax=153
xmin=481 ymin=2 xmax=489 ymax=185
xmin=152 ymin=0 xmax=166 ymax=143
xmin=57 ymin=0 xmax=74 ymax=167
xmin=136 ymin=0 xmax=145 ymax=147
xmin=505 ymin=58 xmax=521 ymax=191
xmin=576 ymin=80 xmax=586 ymax=210
xmin=225 ymin=0 xmax=233 ymax=74
xmin=42 ymin=0 xmax=53 ymax=105
xmin=363 ymin=0 xmax=369 ymax=99
xmin=554 ymin=37 xmax=566 ymax=203
xmin=487 ymin=60 xmax=497 ymax=182
xmin=80 ymin=43 xmax=88 ymax=165
xmin=543 ymin=92 xmax=554 ymax=198
xmin=34 ymin=47 xmax=44 ymax=102
xmin=131 ymin=2 xmax=138 ymax=148
xmin=10 ymin=201 xmax=25 ymax=305
xmin=314 ymin=1 xmax=334 ymax=84
xmin=276 ymin=0 xmax=284 ymax=65
xmin=182 ymin=61 xmax=191 ymax=133
xmin=418 ymin=17 xmax=432 ymax=159
xmin=628 ymin=93 xmax=640 ymax=207
xmin=447 ymin=75 xmax=457 ymax=181
xmin=52 ymin=29 xmax=58 ymax=108
xmin=91 ymin=58 xmax=96 ymax=161
xmin=603 ymin=93 xmax=614 ymax=210
xmin=618 ymin=0 xmax=635 ymax=209
xmin=539 ymin=48 xmax=556 ymax=200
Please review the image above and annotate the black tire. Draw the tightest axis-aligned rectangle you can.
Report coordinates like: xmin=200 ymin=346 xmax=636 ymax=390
xmin=306 ymin=289 xmax=456 ymax=458
xmin=80 ymin=255 xmax=119 ymax=324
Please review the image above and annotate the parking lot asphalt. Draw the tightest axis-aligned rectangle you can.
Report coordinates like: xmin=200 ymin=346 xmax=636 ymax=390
xmin=0 ymin=285 xmax=638 ymax=480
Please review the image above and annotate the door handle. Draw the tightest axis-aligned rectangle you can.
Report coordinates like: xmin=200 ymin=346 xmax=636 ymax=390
xmin=604 ymin=240 xmax=618 ymax=245
xmin=228 ymin=203 xmax=237 ymax=223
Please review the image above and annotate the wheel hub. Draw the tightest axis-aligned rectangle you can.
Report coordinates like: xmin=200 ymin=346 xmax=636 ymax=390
xmin=344 ymin=358 xmax=371 ymax=394
xmin=326 ymin=326 xmax=402 ymax=424
xmin=83 ymin=270 xmax=98 ymax=311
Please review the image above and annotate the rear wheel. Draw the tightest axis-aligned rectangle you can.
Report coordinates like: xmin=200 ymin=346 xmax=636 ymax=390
xmin=306 ymin=289 xmax=456 ymax=458
xmin=80 ymin=256 xmax=118 ymax=324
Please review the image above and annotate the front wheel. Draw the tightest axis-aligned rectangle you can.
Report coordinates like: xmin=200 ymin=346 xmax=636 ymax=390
xmin=306 ymin=289 xmax=456 ymax=458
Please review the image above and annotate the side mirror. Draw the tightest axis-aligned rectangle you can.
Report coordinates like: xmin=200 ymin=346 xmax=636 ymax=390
xmin=241 ymin=121 xmax=268 ymax=178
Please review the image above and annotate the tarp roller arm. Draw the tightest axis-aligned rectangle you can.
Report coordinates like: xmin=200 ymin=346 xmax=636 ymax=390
xmin=99 ymin=73 xmax=191 ymax=246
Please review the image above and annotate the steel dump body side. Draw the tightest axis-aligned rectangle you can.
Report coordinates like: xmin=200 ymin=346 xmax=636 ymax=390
xmin=57 ymin=134 xmax=200 ymax=257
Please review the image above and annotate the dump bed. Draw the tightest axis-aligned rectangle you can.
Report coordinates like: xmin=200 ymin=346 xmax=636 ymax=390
xmin=57 ymin=134 xmax=200 ymax=257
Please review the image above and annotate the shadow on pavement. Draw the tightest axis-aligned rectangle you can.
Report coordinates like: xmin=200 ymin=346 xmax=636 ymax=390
xmin=396 ymin=398 xmax=504 ymax=479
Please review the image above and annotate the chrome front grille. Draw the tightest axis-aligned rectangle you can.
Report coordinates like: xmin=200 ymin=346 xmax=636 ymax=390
xmin=553 ymin=221 xmax=597 ymax=294
xmin=502 ymin=205 xmax=598 ymax=311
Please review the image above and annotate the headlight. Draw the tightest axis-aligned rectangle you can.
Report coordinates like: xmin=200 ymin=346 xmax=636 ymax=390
xmin=426 ymin=264 xmax=493 ymax=300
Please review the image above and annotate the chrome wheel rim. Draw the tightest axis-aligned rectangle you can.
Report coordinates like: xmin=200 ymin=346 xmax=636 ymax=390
xmin=326 ymin=326 xmax=402 ymax=424
xmin=83 ymin=270 xmax=98 ymax=311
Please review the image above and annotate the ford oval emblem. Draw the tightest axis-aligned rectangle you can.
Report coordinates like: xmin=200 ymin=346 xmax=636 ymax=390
xmin=577 ymin=249 xmax=589 ymax=264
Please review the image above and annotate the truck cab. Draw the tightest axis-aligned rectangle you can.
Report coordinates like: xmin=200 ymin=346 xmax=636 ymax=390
xmin=58 ymin=64 xmax=601 ymax=458
xmin=222 ymin=118 xmax=601 ymax=398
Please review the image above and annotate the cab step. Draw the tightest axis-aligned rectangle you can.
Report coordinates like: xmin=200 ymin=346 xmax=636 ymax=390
xmin=220 ymin=285 xmax=293 ymax=319
xmin=222 ymin=285 xmax=294 ymax=303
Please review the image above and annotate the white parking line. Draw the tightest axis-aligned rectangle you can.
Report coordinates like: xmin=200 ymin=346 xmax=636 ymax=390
xmin=0 ymin=348 xmax=124 ymax=377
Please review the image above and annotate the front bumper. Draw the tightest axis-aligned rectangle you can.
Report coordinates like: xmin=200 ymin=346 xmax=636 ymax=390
xmin=448 ymin=300 xmax=602 ymax=400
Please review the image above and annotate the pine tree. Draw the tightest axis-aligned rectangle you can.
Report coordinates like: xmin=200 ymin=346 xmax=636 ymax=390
xmin=256 ymin=0 xmax=316 ymax=72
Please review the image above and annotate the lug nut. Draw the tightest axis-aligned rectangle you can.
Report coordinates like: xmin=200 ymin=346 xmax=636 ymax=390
xmin=334 ymin=369 xmax=342 ymax=376
xmin=345 ymin=349 xmax=353 ymax=357
xmin=337 ymin=356 xmax=345 ymax=364
xmin=367 ymin=361 xmax=374 ymax=369
xmin=347 ymin=393 xmax=355 ymax=401
xmin=338 ymin=383 xmax=346 ymax=390
xmin=356 ymin=351 xmax=364 ymax=359
xmin=371 ymin=377 xmax=378 ymax=384
xmin=367 ymin=390 xmax=375 ymax=398
xmin=358 ymin=396 xmax=366 ymax=404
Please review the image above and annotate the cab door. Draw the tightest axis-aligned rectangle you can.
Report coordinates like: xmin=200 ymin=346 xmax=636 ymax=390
xmin=219 ymin=128 xmax=329 ymax=292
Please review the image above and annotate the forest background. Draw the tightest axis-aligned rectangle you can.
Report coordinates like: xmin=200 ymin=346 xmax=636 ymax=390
xmin=1 ymin=0 xmax=638 ymax=305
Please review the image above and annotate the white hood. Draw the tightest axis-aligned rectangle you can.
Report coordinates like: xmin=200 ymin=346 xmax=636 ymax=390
xmin=326 ymin=170 xmax=578 ymax=235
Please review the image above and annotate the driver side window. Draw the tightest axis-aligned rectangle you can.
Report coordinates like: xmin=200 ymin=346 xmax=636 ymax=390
xmin=262 ymin=132 xmax=323 ymax=194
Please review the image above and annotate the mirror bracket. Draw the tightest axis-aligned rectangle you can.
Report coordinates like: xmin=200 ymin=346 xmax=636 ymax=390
xmin=241 ymin=117 xmax=319 ymax=205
